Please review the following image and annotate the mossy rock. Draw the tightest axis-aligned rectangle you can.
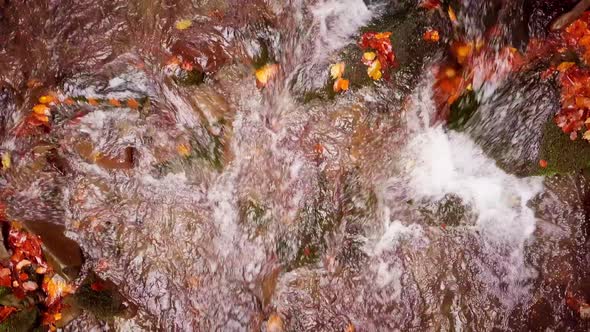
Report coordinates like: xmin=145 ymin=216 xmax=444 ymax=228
xmin=173 ymin=69 xmax=205 ymax=86
xmin=298 ymin=0 xmax=445 ymax=104
xmin=0 ymin=307 xmax=39 ymax=332
xmin=74 ymin=277 xmax=126 ymax=322
xmin=448 ymin=90 xmax=479 ymax=130
xmin=463 ymin=69 xmax=559 ymax=177
xmin=537 ymin=120 xmax=590 ymax=176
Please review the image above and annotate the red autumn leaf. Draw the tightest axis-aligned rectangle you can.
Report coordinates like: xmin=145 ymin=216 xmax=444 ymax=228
xmin=90 ymin=281 xmax=106 ymax=292
xmin=552 ymin=65 xmax=590 ymax=140
xmin=0 ymin=268 xmax=11 ymax=287
xmin=423 ymin=29 xmax=440 ymax=42
xmin=359 ymin=32 xmax=396 ymax=80
xmin=0 ymin=306 xmax=16 ymax=322
xmin=419 ymin=0 xmax=441 ymax=10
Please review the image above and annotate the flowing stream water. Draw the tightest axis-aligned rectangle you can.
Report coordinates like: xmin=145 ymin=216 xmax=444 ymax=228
xmin=1 ymin=0 xmax=590 ymax=331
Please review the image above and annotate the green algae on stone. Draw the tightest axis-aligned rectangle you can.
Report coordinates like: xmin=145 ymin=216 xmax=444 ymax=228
xmin=298 ymin=0 xmax=444 ymax=104
xmin=74 ymin=277 xmax=126 ymax=322
xmin=173 ymin=69 xmax=205 ymax=86
xmin=448 ymin=90 xmax=479 ymax=130
xmin=0 ymin=307 xmax=39 ymax=332
xmin=537 ymin=120 xmax=590 ymax=176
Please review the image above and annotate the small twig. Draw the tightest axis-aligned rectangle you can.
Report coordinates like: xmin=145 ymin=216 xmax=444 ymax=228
xmin=550 ymin=0 xmax=590 ymax=32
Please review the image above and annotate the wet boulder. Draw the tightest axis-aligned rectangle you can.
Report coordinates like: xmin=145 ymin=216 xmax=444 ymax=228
xmin=296 ymin=0 xmax=447 ymax=104
xmin=460 ymin=69 xmax=560 ymax=176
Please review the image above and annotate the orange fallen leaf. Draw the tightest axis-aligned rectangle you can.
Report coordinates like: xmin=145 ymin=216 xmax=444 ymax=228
xmin=177 ymin=144 xmax=191 ymax=156
xmin=557 ymin=62 xmax=576 ymax=72
xmin=127 ymin=98 xmax=140 ymax=109
xmin=423 ymin=29 xmax=440 ymax=42
xmin=87 ymin=98 xmax=99 ymax=106
xmin=444 ymin=67 xmax=457 ymax=78
xmin=108 ymin=98 xmax=122 ymax=107
xmin=584 ymin=130 xmax=590 ymax=141
xmin=39 ymin=95 xmax=57 ymax=104
xmin=32 ymin=104 xmax=50 ymax=115
xmin=451 ymin=41 xmax=473 ymax=64
xmin=44 ymin=274 xmax=75 ymax=306
xmin=255 ymin=64 xmax=279 ymax=88
xmin=539 ymin=159 xmax=548 ymax=168
xmin=33 ymin=113 xmax=49 ymax=123
xmin=333 ymin=77 xmax=349 ymax=92
xmin=375 ymin=32 xmax=392 ymax=40
xmin=448 ymin=7 xmax=457 ymax=22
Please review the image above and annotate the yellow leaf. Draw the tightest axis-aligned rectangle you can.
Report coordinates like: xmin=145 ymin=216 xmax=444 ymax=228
xmin=1 ymin=152 xmax=10 ymax=170
xmin=367 ymin=59 xmax=382 ymax=80
xmin=375 ymin=32 xmax=392 ymax=39
xmin=255 ymin=64 xmax=279 ymax=88
xmin=330 ymin=62 xmax=345 ymax=79
xmin=584 ymin=130 xmax=590 ymax=141
xmin=175 ymin=19 xmax=192 ymax=30
xmin=45 ymin=274 xmax=75 ymax=305
xmin=33 ymin=113 xmax=49 ymax=123
xmin=363 ymin=52 xmax=376 ymax=62
xmin=448 ymin=7 xmax=457 ymax=22
xmin=32 ymin=104 xmax=50 ymax=115
xmin=38 ymin=95 xmax=56 ymax=104
xmin=557 ymin=62 xmax=576 ymax=72
xmin=177 ymin=144 xmax=191 ymax=156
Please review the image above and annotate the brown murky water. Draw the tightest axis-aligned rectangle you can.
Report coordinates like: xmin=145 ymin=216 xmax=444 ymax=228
xmin=1 ymin=0 xmax=590 ymax=331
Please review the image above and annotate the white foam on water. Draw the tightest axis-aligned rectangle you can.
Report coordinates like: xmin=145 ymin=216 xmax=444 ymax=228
xmin=311 ymin=0 xmax=375 ymax=61
xmin=408 ymin=126 xmax=543 ymax=244
xmin=394 ymin=69 xmax=545 ymax=306
xmin=363 ymin=219 xmax=425 ymax=293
